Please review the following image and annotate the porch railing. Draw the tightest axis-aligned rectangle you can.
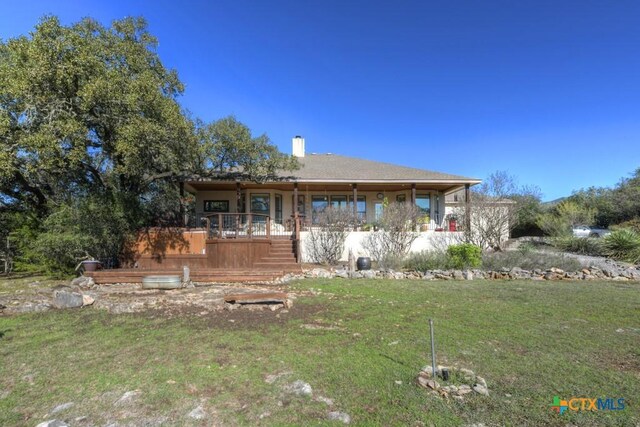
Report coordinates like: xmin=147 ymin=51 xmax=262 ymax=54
xmin=204 ymin=213 xmax=295 ymax=239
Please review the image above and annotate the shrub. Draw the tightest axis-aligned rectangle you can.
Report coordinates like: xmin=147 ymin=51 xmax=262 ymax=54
xmin=376 ymin=253 xmax=405 ymax=270
xmin=305 ymin=207 xmax=356 ymax=265
xmin=403 ymin=250 xmax=450 ymax=271
xmin=446 ymin=244 xmax=482 ymax=269
xmin=362 ymin=202 xmax=420 ymax=263
xmin=481 ymin=251 xmax=583 ymax=272
xmin=552 ymin=236 xmax=604 ymax=256
xmin=611 ymin=218 xmax=640 ymax=234
xmin=603 ymin=229 xmax=640 ymax=263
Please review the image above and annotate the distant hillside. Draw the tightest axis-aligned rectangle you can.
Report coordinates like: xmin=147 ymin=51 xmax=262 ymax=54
xmin=542 ymin=196 xmax=567 ymax=207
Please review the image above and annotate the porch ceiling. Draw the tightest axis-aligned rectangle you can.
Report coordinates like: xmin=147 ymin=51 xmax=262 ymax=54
xmin=184 ymin=181 xmax=467 ymax=194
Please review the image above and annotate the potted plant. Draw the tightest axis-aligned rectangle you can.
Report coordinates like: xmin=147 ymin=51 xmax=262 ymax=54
xmin=78 ymin=255 xmax=101 ymax=273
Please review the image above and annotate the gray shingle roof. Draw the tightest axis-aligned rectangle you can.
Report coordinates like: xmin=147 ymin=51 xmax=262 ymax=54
xmin=280 ymin=153 xmax=480 ymax=183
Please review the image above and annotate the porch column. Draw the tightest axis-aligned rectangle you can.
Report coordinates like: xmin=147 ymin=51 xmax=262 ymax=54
xmin=465 ymin=184 xmax=471 ymax=231
xmin=236 ymin=182 xmax=242 ymax=213
xmin=411 ymin=183 xmax=416 ymax=205
xmin=352 ymin=183 xmax=358 ymax=220
xmin=293 ymin=183 xmax=299 ymax=216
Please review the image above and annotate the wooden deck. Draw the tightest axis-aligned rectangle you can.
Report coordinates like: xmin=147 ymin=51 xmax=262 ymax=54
xmin=86 ymin=267 xmax=299 ymax=284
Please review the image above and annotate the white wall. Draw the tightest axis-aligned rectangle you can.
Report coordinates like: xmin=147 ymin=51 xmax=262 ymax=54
xmin=300 ymin=230 xmax=466 ymax=263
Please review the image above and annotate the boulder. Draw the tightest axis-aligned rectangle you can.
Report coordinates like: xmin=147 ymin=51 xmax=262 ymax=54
xmin=53 ymin=290 xmax=84 ymax=309
xmin=286 ymin=380 xmax=313 ymax=397
xmin=327 ymin=411 xmax=351 ymax=424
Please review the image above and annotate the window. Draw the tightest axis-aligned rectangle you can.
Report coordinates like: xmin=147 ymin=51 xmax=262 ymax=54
xmin=311 ymin=195 xmax=329 ymax=224
xmin=275 ymin=194 xmax=283 ymax=224
xmin=374 ymin=202 xmax=384 ymax=220
xmin=396 ymin=194 xmax=406 ymax=203
xmin=292 ymin=195 xmax=306 ymax=216
xmin=330 ymin=195 xmax=348 ymax=209
xmin=348 ymin=195 xmax=367 ymax=221
xmin=203 ymin=200 xmax=229 ymax=212
xmin=416 ymin=194 xmax=431 ymax=216
xmin=250 ymin=194 xmax=270 ymax=222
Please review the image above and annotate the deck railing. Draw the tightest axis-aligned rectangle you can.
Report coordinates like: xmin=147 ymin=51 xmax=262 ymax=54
xmin=204 ymin=213 xmax=295 ymax=239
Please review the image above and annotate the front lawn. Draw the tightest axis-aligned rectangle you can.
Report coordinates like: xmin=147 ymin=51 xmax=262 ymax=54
xmin=0 ymin=278 xmax=638 ymax=426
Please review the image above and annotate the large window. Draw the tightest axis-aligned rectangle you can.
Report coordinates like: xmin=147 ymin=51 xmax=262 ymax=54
xmin=292 ymin=195 xmax=306 ymax=216
xmin=251 ymin=194 xmax=270 ymax=222
xmin=311 ymin=195 xmax=329 ymax=224
xmin=416 ymin=194 xmax=431 ymax=216
xmin=348 ymin=195 xmax=367 ymax=221
xmin=330 ymin=195 xmax=348 ymax=209
xmin=374 ymin=202 xmax=384 ymax=221
xmin=275 ymin=194 xmax=282 ymax=224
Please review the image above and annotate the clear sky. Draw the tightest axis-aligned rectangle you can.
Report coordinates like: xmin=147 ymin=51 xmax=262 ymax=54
xmin=2 ymin=0 xmax=639 ymax=200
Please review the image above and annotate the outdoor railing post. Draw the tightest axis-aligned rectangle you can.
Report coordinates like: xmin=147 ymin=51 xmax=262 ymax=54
xmin=266 ymin=216 xmax=271 ymax=239
xmin=248 ymin=214 xmax=252 ymax=237
xmin=218 ymin=213 xmax=222 ymax=238
xmin=206 ymin=217 xmax=211 ymax=239
xmin=235 ymin=213 xmax=239 ymax=238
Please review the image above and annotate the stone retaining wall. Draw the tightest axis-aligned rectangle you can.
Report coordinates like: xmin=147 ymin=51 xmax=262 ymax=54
xmin=282 ymin=261 xmax=640 ymax=283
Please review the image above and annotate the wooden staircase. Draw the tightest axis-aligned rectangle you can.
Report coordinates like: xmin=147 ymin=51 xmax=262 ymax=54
xmin=254 ymin=239 xmax=301 ymax=272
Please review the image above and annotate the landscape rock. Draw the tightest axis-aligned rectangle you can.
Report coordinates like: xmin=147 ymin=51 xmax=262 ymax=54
xmin=462 ymin=270 xmax=473 ymax=280
xmin=82 ymin=294 xmax=95 ymax=306
xmin=115 ymin=390 xmax=141 ymax=405
xmin=327 ymin=411 xmax=351 ymax=424
xmin=187 ymin=405 xmax=206 ymax=420
xmin=360 ymin=270 xmax=376 ymax=279
xmin=51 ymin=402 xmax=74 ymax=414
xmin=475 ymin=376 xmax=487 ymax=388
xmin=472 ymin=384 xmax=490 ymax=396
xmin=53 ymin=290 xmax=84 ymax=309
xmin=36 ymin=421 xmax=68 ymax=427
xmin=286 ymin=380 xmax=313 ymax=397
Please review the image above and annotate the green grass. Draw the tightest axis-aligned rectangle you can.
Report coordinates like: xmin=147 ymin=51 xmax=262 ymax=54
xmin=1 ymin=278 xmax=639 ymax=426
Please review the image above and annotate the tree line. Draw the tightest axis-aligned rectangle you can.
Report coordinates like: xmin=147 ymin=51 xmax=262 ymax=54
xmin=0 ymin=16 xmax=298 ymax=274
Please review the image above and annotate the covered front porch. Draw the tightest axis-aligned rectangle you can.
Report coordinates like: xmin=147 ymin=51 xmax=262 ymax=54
xmin=183 ymin=180 xmax=473 ymax=233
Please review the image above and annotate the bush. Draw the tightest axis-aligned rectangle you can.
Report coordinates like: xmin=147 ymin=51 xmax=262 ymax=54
xmin=447 ymin=244 xmax=482 ymax=269
xmin=552 ymin=236 xmax=604 ymax=256
xmin=362 ymin=202 xmax=420 ymax=263
xmin=32 ymin=197 xmax=132 ymax=275
xmin=305 ymin=207 xmax=355 ymax=265
xmin=403 ymin=250 xmax=450 ymax=271
xmin=376 ymin=253 xmax=405 ymax=270
xmin=603 ymin=229 xmax=640 ymax=263
xmin=481 ymin=251 xmax=583 ymax=272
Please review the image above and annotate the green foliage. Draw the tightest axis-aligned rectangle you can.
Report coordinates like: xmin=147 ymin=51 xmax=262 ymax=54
xmin=481 ymin=250 xmax=583 ymax=272
xmin=403 ymin=250 xmax=450 ymax=270
xmin=446 ymin=243 xmax=482 ymax=269
xmin=611 ymin=218 xmax=640 ymax=234
xmin=551 ymin=236 xmax=604 ymax=256
xmin=602 ymin=229 xmax=640 ymax=263
xmin=569 ymin=168 xmax=640 ymax=227
xmin=32 ymin=197 xmax=132 ymax=274
xmin=537 ymin=200 xmax=595 ymax=237
xmin=1 ymin=15 xmax=298 ymax=272
xmin=0 ymin=16 xmax=196 ymax=212
xmin=197 ymin=116 xmax=299 ymax=181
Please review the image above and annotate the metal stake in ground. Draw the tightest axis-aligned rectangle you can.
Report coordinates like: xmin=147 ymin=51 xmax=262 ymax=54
xmin=429 ymin=318 xmax=436 ymax=378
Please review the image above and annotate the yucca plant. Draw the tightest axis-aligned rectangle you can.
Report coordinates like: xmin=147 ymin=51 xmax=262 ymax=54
xmin=603 ymin=229 xmax=640 ymax=263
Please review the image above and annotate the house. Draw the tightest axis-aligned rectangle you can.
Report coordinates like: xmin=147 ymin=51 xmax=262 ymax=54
xmin=87 ymin=136 xmax=480 ymax=283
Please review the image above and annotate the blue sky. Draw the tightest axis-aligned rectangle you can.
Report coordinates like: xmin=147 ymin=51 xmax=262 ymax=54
xmin=2 ymin=0 xmax=639 ymax=200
